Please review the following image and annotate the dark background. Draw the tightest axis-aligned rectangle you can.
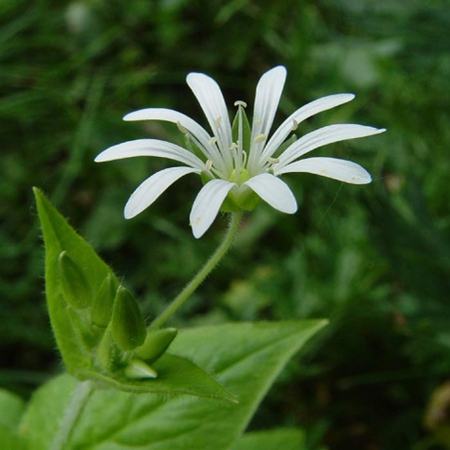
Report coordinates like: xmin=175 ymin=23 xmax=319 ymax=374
xmin=1 ymin=1 xmax=449 ymax=449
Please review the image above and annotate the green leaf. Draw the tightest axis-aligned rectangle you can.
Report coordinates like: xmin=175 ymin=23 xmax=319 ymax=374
xmin=0 ymin=389 xmax=25 ymax=429
xmin=33 ymin=188 xmax=231 ymax=401
xmin=79 ymin=353 xmax=236 ymax=400
xmin=20 ymin=320 xmax=326 ymax=450
xmin=0 ymin=427 xmax=28 ymax=450
xmin=235 ymin=428 xmax=306 ymax=450
xmin=34 ymin=187 xmax=115 ymax=373
xmin=0 ymin=390 xmax=28 ymax=450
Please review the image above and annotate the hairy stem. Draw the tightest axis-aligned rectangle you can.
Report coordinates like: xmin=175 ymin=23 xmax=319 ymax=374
xmin=150 ymin=212 xmax=243 ymax=329
xmin=50 ymin=380 xmax=94 ymax=450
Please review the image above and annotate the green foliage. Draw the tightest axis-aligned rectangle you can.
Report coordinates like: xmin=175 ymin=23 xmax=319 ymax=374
xmin=235 ymin=428 xmax=306 ymax=450
xmin=19 ymin=320 xmax=326 ymax=450
xmin=34 ymin=187 xmax=234 ymax=400
xmin=0 ymin=389 xmax=27 ymax=450
xmin=2 ymin=1 xmax=449 ymax=449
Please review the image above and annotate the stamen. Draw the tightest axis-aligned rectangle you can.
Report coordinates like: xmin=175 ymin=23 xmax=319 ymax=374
xmin=209 ymin=137 xmax=218 ymax=146
xmin=291 ymin=119 xmax=299 ymax=131
xmin=234 ymin=100 xmax=247 ymax=108
xmin=268 ymin=157 xmax=279 ymax=164
xmin=242 ymin=150 xmax=248 ymax=167
xmin=205 ymin=160 xmax=213 ymax=171
xmin=254 ymin=134 xmax=267 ymax=143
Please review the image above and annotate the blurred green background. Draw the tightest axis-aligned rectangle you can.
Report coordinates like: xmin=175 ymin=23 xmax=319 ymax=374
xmin=1 ymin=0 xmax=449 ymax=449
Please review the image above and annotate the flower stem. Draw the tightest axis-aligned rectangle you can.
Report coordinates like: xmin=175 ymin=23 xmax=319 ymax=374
xmin=150 ymin=212 xmax=243 ymax=329
xmin=50 ymin=380 xmax=94 ymax=450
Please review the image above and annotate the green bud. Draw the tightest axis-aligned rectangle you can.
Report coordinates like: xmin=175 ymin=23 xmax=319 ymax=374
xmin=124 ymin=359 xmax=158 ymax=379
xmin=96 ymin=328 xmax=121 ymax=372
xmin=58 ymin=251 xmax=91 ymax=309
xmin=111 ymin=286 xmax=146 ymax=351
xmin=91 ymin=274 xmax=116 ymax=328
xmin=135 ymin=328 xmax=178 ymax=363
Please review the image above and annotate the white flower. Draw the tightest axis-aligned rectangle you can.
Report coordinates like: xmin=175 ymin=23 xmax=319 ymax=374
xmin=95 ymin=66 xmax=385 ymax=238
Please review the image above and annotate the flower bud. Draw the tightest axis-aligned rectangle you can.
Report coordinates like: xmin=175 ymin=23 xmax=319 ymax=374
xmin=58 ymin=251 xmax=91 ymax=309
xmin=135 ymin=328 xmax=178 ymax=363
xmin=111 ymin=286 xmax=146 ymax=351
xmin=91 ymin=274 xmax=116 ymax=328
xmin=124 ymin=359 xmax=158 ymax=379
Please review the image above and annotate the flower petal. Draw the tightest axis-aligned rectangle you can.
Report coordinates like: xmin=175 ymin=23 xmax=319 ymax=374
xmin=248 ymin=66 xmax=287 ymax=168
xmin=124 ymin=167 xmax=200 ymax=219
xmin=189 ymin=179 xmax=235 ymax=239
xmin=261 ymin=93 xmax=355 ymax=162
xmin=276 ymin=157 xmax=372 ymax=184
xmin=277 ymin=124 xmax=386 ymax=168
xmin=244 ymin=173 xmax=297 ymax=214
xmin=123 ymin=108 xmax=218 ymax=160
xmin=95 ymin=139 xmax=204 ymax=169
xmin=186 ymin=72 xmax=233 ymax=168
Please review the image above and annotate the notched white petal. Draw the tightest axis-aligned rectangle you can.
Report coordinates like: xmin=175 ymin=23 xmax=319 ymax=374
xmin=277 ymin=124 xmax=385 ymax=168
xmin=186 ymin=72 xmax=232 ymax=160
xmin=122 ymin=108 xmax=212 ymax=149
xmin=261 ymin=93 xmax=356 ymax=162
xmin=94 ymin=139 xmax=204 ymax=169
xmin=245 ymin=173 xmax=297 ymax=214
xmin=276 ymin=157 xmax=372 ymax=184
xmin=249 ymin=66 xmax=287 ymax=169
xmin=189 ymin=179 xmax=235 ymax=239
xmin=124 ymin=167 xmax=199 ymax=219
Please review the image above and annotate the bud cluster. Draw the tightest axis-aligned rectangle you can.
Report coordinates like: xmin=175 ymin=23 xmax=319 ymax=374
xmin=58 ymin=251 xmax=177 ymax=380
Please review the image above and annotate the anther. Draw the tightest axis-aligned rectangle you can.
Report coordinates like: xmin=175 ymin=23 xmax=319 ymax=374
xmin=268 ymin=157 xmax=279 ymax=164
xmin=291 ymin=119 xmax=299 ymax=131
xmin=209 ymin=137 xmax=218 ymax=146
xmin=205 ymin=160 xmax=213 ymax=171
xmin=254 ymin=134 xmax=267 ymax=143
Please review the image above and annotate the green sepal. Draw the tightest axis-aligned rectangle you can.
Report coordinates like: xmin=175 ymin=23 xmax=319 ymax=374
xmin=135 ymin=327 xmax=178 ymax=363
xmin=91 ymin=274 xmax=116 ymax=328
xmin=95 ymin=328 xmax=122 ymax=372
xmin=221 ymin=185 xmax=260 ymax=213
xmin=58 ymin=251 xmax=91 ymax=309
xmin=124 ymin=359 xmax=158 ymax=379
xmin=231 ymin=106 xmax=251 ymax=152
xmin=78 ymin=353 xmax=236 ymax=401
xmin=111 ymin=286 xmax=146 ymax=351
